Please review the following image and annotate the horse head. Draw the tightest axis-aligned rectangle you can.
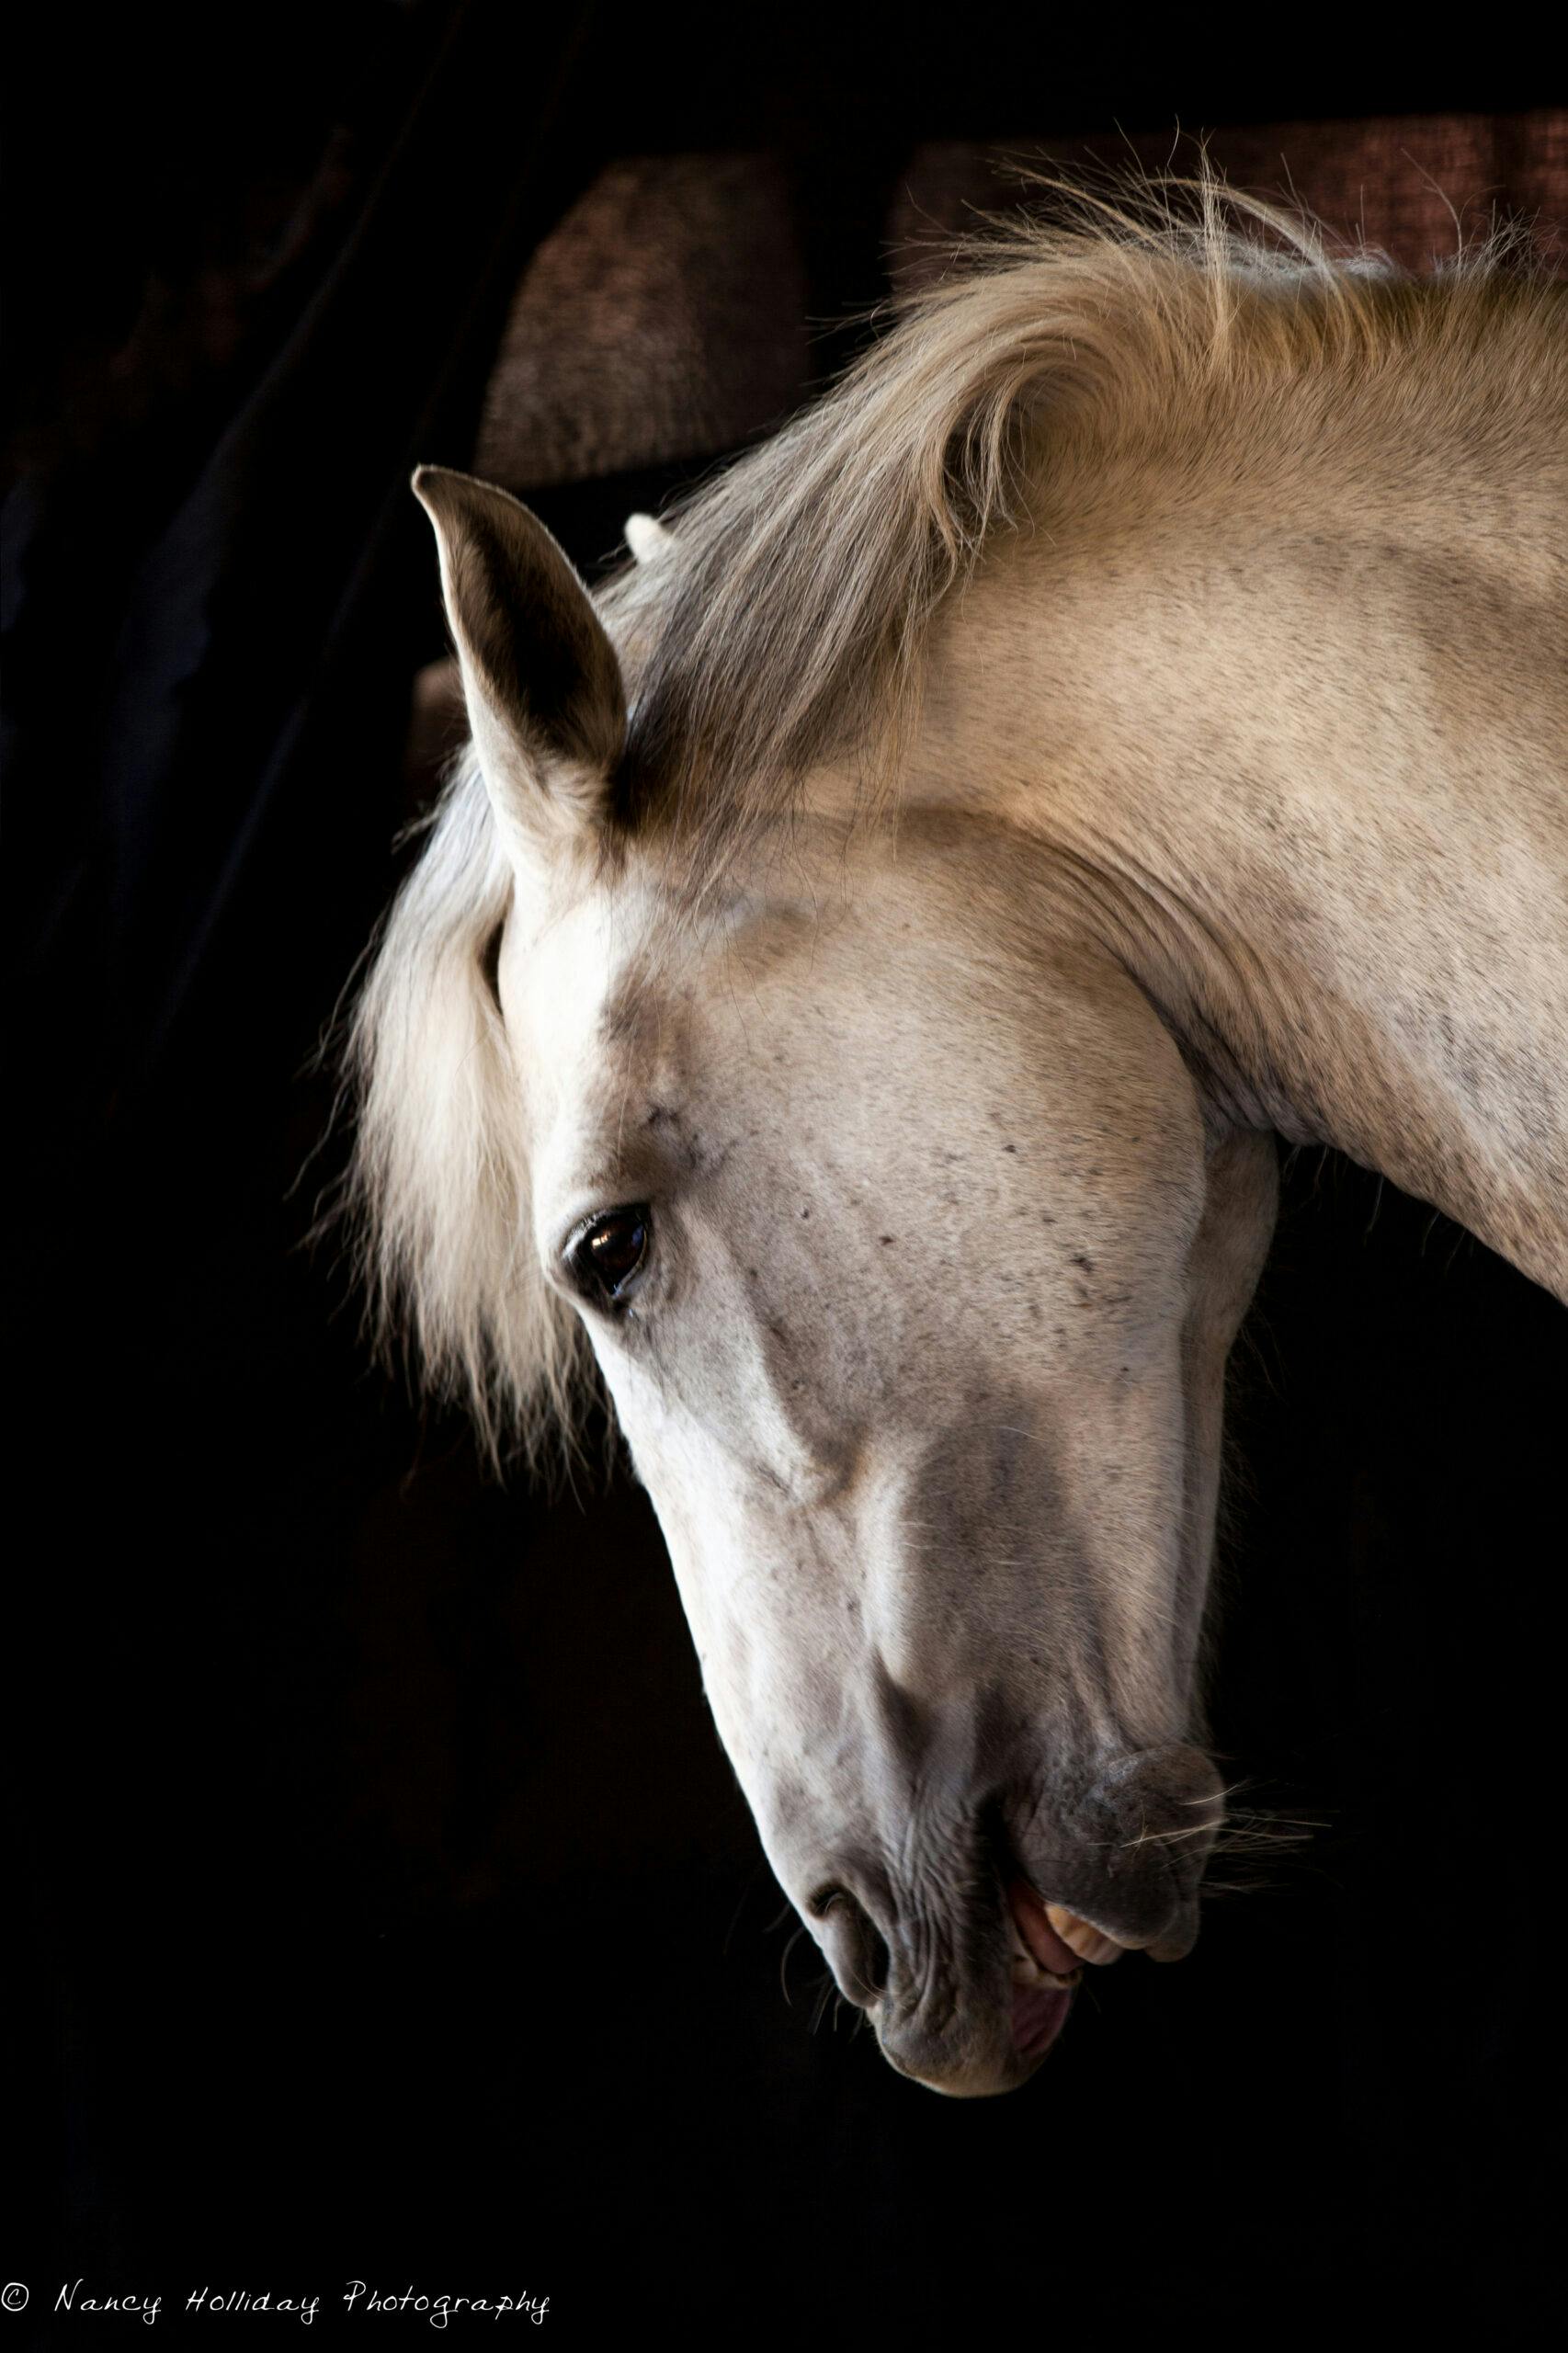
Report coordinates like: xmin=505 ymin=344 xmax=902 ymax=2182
xmin=353 ymin=464 xmax=1278 ymax=2094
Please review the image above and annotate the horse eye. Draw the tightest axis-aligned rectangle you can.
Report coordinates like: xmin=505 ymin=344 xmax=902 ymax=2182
xmin=566 ymin=1207 xmax=651 ymax=1304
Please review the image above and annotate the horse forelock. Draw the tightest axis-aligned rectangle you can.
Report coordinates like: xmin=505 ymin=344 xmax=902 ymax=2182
xmin=343 ymin=748 xmax=591 ymax=1474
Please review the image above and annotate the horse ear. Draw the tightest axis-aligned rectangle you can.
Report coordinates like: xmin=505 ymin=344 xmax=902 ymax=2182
xmin=625 ymin=512 xmax=675 ymax=565
xmin=412 ymin=465 xmax=625 ymax=851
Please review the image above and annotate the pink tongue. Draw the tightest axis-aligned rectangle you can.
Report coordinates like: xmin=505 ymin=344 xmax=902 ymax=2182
xmin=1011 ymin=1980 xmax=1072 ymax=2060
xmin=1007 ymin=1879 xmax=1083 ymax=1977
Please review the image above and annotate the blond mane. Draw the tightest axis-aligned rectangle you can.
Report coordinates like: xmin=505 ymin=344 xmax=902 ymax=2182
xmin=605 ymin=174 xmax=1557 ymax=856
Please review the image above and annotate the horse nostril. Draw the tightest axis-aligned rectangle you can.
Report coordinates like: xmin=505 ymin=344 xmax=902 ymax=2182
xmin=810 ymin=1885 xmax=891 ymax=2005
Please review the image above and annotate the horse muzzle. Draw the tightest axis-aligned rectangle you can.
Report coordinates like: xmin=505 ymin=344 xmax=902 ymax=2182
xmin=802 ymin=1743 xmax=1225 ymax=2096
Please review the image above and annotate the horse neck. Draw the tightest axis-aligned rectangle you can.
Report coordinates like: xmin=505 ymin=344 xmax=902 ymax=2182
xmin=920 ymin=457 xmax=1568 ymax=1297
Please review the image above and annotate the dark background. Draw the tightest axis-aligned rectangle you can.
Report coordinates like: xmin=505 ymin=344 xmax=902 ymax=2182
xmin=7 ymin=3 xmax=1563 ymax=2334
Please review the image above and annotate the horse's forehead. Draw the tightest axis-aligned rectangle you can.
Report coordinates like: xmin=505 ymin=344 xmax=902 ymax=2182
xmin=525 ymin=865 xmax=822 ymax=1034
xmin=510 ymin=876 xmax=706 ymax=1116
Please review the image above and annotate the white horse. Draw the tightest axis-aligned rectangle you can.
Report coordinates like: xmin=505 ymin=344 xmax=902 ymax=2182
xmin=347 ymin=186 xmax=1566 ymax=2096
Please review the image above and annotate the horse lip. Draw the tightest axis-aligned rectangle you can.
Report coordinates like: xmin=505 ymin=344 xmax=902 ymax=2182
xmin=1141 ymin=1905 xmax=1201 ymax=1963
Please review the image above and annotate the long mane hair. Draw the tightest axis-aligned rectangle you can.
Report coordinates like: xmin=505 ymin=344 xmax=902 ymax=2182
xmin=343 ymin=170 xmax=1561 ymax=1468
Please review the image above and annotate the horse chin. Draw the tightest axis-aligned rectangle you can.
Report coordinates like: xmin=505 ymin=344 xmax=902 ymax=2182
xmin=870 ymin=1903 xmax=1083 ymax=2095
xmin=872 ymin=1978 xmax=1076 ymax=2097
